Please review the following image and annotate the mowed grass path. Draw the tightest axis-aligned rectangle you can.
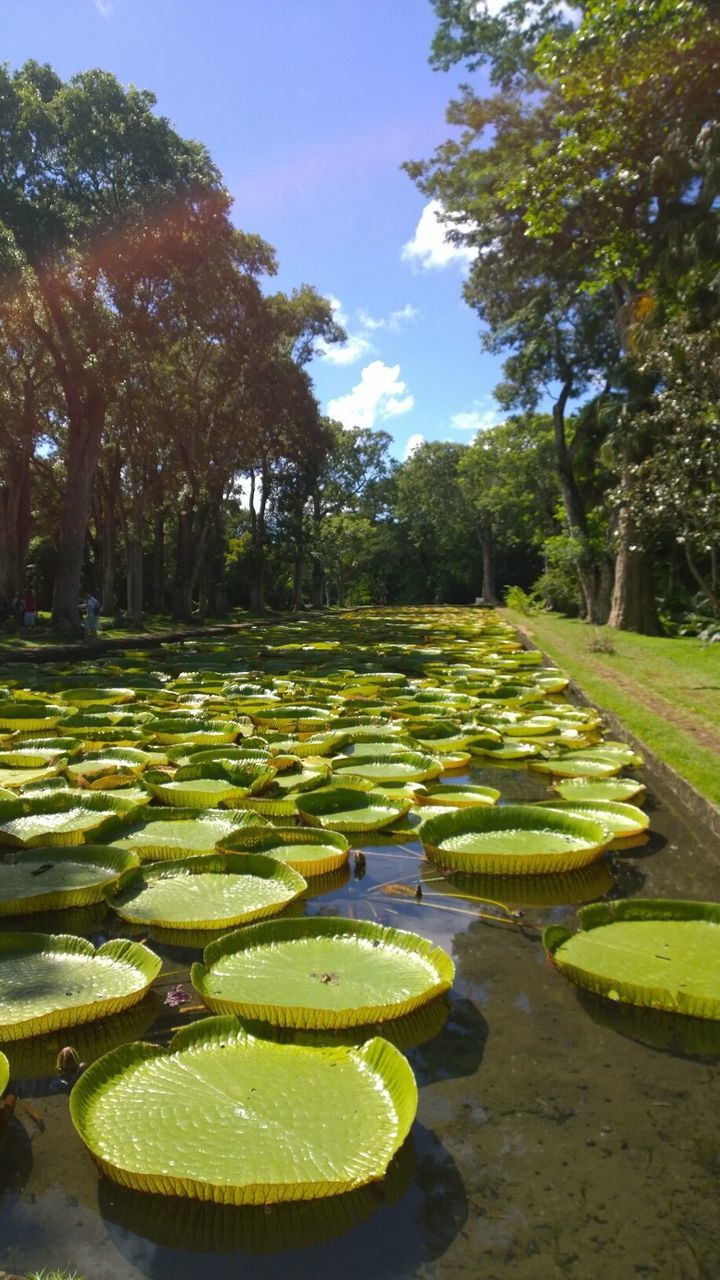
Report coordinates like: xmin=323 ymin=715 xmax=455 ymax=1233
xmin=504 ymin=608 xmax=720 ymax=809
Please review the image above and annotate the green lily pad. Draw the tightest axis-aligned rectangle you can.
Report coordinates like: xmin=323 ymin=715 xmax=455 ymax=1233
xmin=70 ymin=1016 xmax=417 ymax=1204
xmin=333 ymin=751 xmax=443 ymax=785
xmin=144 ymin=718 xmax=242 ymax=745
xmin=0 ymin=764 xmax=63 ymax=790
xmin=0 ymin=933 xmax=161 ymax=1040
xmin=545 ymin=899 xmax=720 ymax=1019
xmin=419 ymin=803 xmax=610 ymax=875
xmin=529 ymin=752 xmax=624 ymax=779
xmin=0 ymin=794 xmax=136 ymax=848
xmin=0 ymin=1050 xmax=8 ymax=1094
xmin=296 ymin=786 xmax=411 ymax=832
xmin=0 ymin=845 xmax=139 ymax=915
xmin=100 ymin=808 xmax=269 ymax=861
xmin=143 ymin=762 xmax=276 ymax=808
xmin=553 ymin=778 xmax=647 ymax=803
xmin=537 ymin=799 xmax=649 ymax=838
xmin=418 ymin=783 xmax=501 ymax=808
xmin=192 ymin=916 xmax=454 ymax=1028
xmin=216 ymin=828 xmax=350 ymax=877
xmin=106 ymin=853 xmax=306 ymax=929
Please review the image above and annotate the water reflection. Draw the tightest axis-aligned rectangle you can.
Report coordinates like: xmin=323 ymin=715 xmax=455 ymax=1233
xmin=99 ymin=1124 xmax=467 ymax=1276
xmin=576 ymin=988 xmax=720 ymax=1061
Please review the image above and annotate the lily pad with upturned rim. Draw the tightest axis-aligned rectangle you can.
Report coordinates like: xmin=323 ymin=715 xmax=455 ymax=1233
xmin=419 ymin=803 xmax=611 ymax=875
xmin=296 ymin=786 xmax=411 ymax=832
xmin=216 ymin=827 xmax=350 ymax=877
xmin=333 ymin=751 xmax=443 ymax=785
xmin=0 ymin=1050 xmax=8 ymax=1094
xmin=544 ymin=899 xmax=720 ymax=1020
xmin=553 ymin=778 xmax=647 ymax=804
xmin=191 ymin=915 xmax=454 ymax=1029
xmin=0 ymin=933 xmax=161 ymax=1040
xmin=537 ymin=799 xmax=649 ymax=838
xmin=70 ymin=1016 xmax=417 ymax=1204
xmin=0 ymin=793 xmax=138 ymax=848
xmin=106 ymin=853 xmax=306 ymax=930
xmin=0 ymin=845 xmax=140 ymax=915
xmin=99 ymin=808 xmax=270 ymax=861
xmin=417 ymin=783 xmax=500 ymax=808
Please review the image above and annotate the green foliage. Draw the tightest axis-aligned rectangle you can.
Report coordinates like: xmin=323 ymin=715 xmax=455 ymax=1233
xmin=503 ymin=585 xmax=539 ymax=615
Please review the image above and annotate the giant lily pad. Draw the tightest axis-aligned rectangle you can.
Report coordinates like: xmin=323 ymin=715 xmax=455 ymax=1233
xmin=296 ymin=786 xmax=411 ymax=832
xmin=419 ymin=803 xmax=610 ymax=875
xmin=0 ymin=794 xmax=136 ymax=848
xmin=106 ymin=854 xmax=306 ymax=930
xmin=142 ymin=762 xmax=276 ymax=808
xmin=333 ymin=751 xmax=443 ymax=785
xmin=0 ymin=1050 xmax=7 ymax=1094
xmin=100 ymin=808 xmax=269 ymax=861
xmin=70 ymin=1016 xmax=417 ymax=1204
xmin=545 ymin=899 xmax=720 ymax=1019
xmin=0 ymin=845 xmax=139 ymax=915
xmin=192 ymin=916 xmax=454 ymax=1028
xmin=417 ymin=783 xmax=500 ymax=808
xmin=553 ymin=778 xmax=647 ymax=804
xmin=538 ymin=799 xmax=649 ymax=838
xmin=217 ymin=827 xmax=350 ymax=877
xmin=0 ymin=933 xmax=161 ymax=1039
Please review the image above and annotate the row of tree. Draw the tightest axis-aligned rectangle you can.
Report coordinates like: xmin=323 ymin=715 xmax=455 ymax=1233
xmin=3 ymin=7 xmax=718 ymax=633
xmin=402 ymin=0 xmax=720 ymax=633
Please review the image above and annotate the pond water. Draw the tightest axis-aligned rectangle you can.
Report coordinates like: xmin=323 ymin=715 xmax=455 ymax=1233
xmin=1 ymin=754 xmax=719 ymax=1280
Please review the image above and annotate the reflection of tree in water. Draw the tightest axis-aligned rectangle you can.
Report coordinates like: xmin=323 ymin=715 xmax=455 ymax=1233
xmin=606 ymin=857 xmax=646 ymax=898
xmin=409 ymin=996 xmax=487 ymax=1086
xmin=100 ymin=1124 xmax=467 ymax=1277
xmin=0 ymin=1116 xmax=33 ymax=1201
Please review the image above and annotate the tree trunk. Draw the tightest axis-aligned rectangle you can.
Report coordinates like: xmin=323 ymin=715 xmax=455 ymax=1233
xmin=293 ymin=556 xmax=304 ymax=611
xmin=153 ymin=513 xmax=165 ymax=614
xmin=51 ymin=404 xmax=104 ymax=632
xmin=0 ymin=448 xmax=32 ymax=601
xmin=172 ymin=506 xmax=195 ymax=621
xmin=127 ymin=537 xmax=144 ymax=629
xmin=608 ymin=447 xmax=660 ymax=633
xmin=480 ymin=526 xmax=497 ymax=603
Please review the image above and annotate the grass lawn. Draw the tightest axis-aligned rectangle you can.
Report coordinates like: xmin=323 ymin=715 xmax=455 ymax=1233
xmin=504 ymin=607 xmax=720 ymax=809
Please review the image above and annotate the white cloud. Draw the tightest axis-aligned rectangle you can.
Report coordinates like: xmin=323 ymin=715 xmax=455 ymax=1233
xmin=356 ymin=303 xmax=418 ymax=332
xmin=319 ymin=333 xmax=374 ymax=366
xmin=404 ymin=433 xmax=426 ymax=460
xmin=449 ymin=408 xmax=502 ymax=433
xmin=328 ymin=361 xmax=414 ymax=430
xmin=94 ymin=0 xmax=115 ymax=16
xmin=472 ymin=0 xmax=579 ymax=21
xmin=402 ymin=201 xmax=476 ymax=271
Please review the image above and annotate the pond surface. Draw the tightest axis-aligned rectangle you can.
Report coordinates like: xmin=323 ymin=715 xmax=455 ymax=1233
xmin=1 ymin=754 xmax=719 ymax=1280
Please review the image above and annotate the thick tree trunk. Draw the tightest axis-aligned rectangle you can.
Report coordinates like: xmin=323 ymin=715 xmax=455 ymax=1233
xmin=480 ymin=526 xmax=497 ymax=603
xmin=0 ymin=449 xmax=32 ymax=600
xmin=172 ymin=507 xmax=195 ymax=621
xmin=310 ymin=562 xmax=324 ymax=608
xmin=127 ymin=537 xmax=144 ymax=629
xmin=293 ymin=556 xmax=304 ymax=611
xmin=153 ymin=513 xmax=165 ymax=614
xmin=608 ymin=448 xmax=660 ymax=633
xmin=51 ymin=407 xmax=104 ymax=632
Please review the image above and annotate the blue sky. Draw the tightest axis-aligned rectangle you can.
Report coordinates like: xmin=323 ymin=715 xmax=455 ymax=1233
xmin=4 ymin=0 xmax=506 ymax=461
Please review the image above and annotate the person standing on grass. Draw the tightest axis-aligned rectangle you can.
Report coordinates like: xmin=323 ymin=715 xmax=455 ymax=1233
xmin=85 ymin=591 xmax=101 ymax=639
xmin=23 ymin=588 xmax=37 ymax=627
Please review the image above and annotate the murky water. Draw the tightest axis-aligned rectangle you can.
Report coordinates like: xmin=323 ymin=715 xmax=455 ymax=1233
xmin=1 ymin=760 xmax=720 ymax=1280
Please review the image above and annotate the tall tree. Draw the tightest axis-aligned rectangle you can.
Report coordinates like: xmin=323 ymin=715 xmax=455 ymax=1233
xmin=0 ymin=62 xmax=228 ymax=630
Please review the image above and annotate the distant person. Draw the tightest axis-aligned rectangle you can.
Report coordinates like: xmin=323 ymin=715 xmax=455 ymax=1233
xmin=23 ymin=589 xmax=37 ymax=627
xmin=11 ymin=593 xmax=24 ymax=629
xmin=84 ymin=591 xmax=101 ymax=638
